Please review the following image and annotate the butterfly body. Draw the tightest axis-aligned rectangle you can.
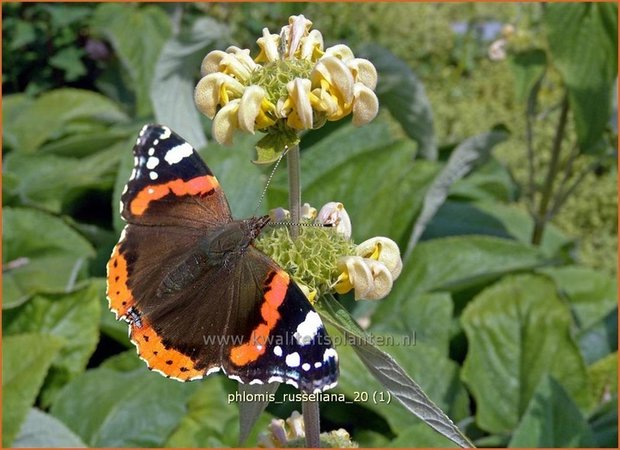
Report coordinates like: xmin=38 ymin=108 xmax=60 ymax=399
xmin=107 ymin=124 xmax=338 ymax=393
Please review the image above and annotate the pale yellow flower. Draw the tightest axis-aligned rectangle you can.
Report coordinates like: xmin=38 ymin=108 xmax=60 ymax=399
xmin=317 ymin=202 xmax=352 ymax=239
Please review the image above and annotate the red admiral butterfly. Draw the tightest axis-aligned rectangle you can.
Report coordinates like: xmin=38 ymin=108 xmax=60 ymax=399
xmin=106 ymin=125 xmax=338 ymax=393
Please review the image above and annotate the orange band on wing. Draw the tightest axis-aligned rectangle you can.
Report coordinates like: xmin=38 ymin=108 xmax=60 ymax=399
xmin=229 ymin=271 xmax=289 ymax=366
xmin=131 ymin=317 xmax=206 ymax=381
xmin=106 ymin=244 xmax=135 ymax=318
xmin=130 ymin=175 xmax=219 ymax=216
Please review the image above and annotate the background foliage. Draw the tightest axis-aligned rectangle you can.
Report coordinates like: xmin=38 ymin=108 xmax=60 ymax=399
xmin=3 ymin=2 xmax=617 ymax=448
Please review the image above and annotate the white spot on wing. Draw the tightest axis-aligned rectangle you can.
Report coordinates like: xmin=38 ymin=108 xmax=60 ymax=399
xmin=293 ymin=311 xmax=323 ymax=346
xmin=160 ymin=127 xmax=171 ymax=139
xmin=206 ymin=367 xmax=220 ymax=376
xmin=146 ymin=156 xmax=159 ymax=169
xmin=273 ymin=346 xmax=283 ymax=357
xmin=153 ymin=139 xmax=159 ymax=145
xmin=164 ymin=143 xmax=193 ymax=165
xmin=285 ymin=352 xmax=300 ymax=368
xmin=249 ymin=379 xmax=263 ymax=385
xmin=122 ymin=184 xmax=128 ymax=194
xmin=314 ymin=362 xmax=322 ymax=368
xmin=302 ymin=363 xmax=311 ymax=371
xmin=323 ymin=348 xmax=338 ymax=362
xmin=149 ymin=171 xmax=158 ymax=180
xmin=148 ymin=147 xmax=155 ymax=156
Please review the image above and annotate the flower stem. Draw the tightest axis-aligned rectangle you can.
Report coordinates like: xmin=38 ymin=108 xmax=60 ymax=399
xmin=287 ymin=144 xmax=302 ymax=239
xmin=303 ymin=398 xmax=321 ymax=448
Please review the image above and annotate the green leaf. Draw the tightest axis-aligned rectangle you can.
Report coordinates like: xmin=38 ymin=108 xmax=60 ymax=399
xmin=587 ymin=352 xmax=617 ymax=407
xmin=91 ymin=3 xmax=172 ymax=117
xmin=388 ymin=422 xmax=459 ymax=448
xmin=404 ymin=128 xmax=509 ymax=256
xmin=544 ymin=3 xmax=618 ymax=152
xmin=398 ymin=235 xmax=546 ymax=296
xmin=509 ymin=49 xmax=547 ymax=101
xmin=4 ymin=147 xmax=120 ymax=212
xmin=539 ymin=266 xmax=618 ymax=330
xmin=3 ymin=282 xmax=101 ymax=405
xmin=360 ymin=44 xmax=437 ymax=160
xmin=589 ymin=398 xmax=618 ymax=447
xmin=577 ymin=307 xmax=618 ymax=366
xmin=371 ymin=291 xmax=453 ymax=355
xmin=3 ymin=333 xmax=63 ymax=447
xmin=449 ymin=157 xmax=518 ymax=202
xmin=255 ymin=130 xmax=300 ymax=164
xmin=4 ymin=88 xmax=128 ymax=154
xmin=318 ymin=297 xmax=473 ymax=448
xmin=49 ymin=46 xmax=87 ymax=81
xmin=461 ymin=274 xmax=589 ymax=434
xmin=166 ymin=377 xmax=273 ymax=447
xmin=13 ymin=408 xmax=87 ymax=448
xmin=50 ymin=367 xmax=198 ymax=447
xmin=424 ymin=201 xmax=572 ymax=259
xmin=152 ymin=17 xmax=229 ymax=149
xmin=2 ymin=207 xmax=95 ymax=309
xmin=269 ymin=121 xmax=440 ymax=246
xmin=508 ymin=376 xmax=594 ymax=447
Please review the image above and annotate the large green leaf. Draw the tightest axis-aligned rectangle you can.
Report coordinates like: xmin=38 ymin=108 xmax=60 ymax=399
xmin=423 ymin=201 xmax=572 ymax=259
xmin=509 ymin=48 xmax=547 ymax=102
xmin=91 ymin=3 xmax=171 ymax=117
xmin=152 ymin=17 xmax=228 ymax=149
xmin=388 ymin=422 xmax=459 ymax=448
xmin=359 ymin=44 xmax=437 ymax=160
xmin=589 ymin=398 xmax=618 ymax=447
xmin=508 ymin=376 xmax=594 ymax=447
xmin=404 ymin=129 xmax=508 ymax=256
xmin=2 ymin=208 xmax=95 ymax=309
xmin=539 ymin=266 xmax=617 ymax=331
xmin=3 ymin=89 xmax=128 ymax=154
xmin=461 ymin=274 xmax=589 ymax=434
xmin=4 ymin=146 xmax=120 ymax=212
xmin=587 ymin=352 xmax=617 ymax=408
xmin=269 ymin=121 xmax=439 ymax=246
xmin=544 ymin=3 xmax=618 ymax=152
xmin=166 ymin=377 xmax=273 ymax=447
xmin=50 ymin=367 xmax=198 ymax=447
xmin=3 ymin=333 xmax=63 ymax=447
xmin=371 ymin=291 xmax=453 ymax=356
xmin=396 ymin=235 xmax=546 ymax=297
xmin=3 ymin=282 xmax=101 ymax=404
xmin=13 ymin=408 xmax=87 ymax=448
xmin=318 ymin=297 xmax=472 ymax=448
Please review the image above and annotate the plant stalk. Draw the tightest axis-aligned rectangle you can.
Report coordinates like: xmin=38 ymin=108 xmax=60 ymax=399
xmin=531 ymin=93 xmax=569 ymax=245
xmin=303 ymin=397 xmax=321 ymax=448
xmin=287 ymin=144 xmax=302 ymax=239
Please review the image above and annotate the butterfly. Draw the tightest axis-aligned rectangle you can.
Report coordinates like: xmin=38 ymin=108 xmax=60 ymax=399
xmin=106 ymin=124 xmax=338 ymax=393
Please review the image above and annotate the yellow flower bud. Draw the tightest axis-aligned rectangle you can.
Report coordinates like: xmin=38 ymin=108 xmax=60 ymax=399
xmin=285 ymin=78 xmax=313 ymax=130
xmin=347 ymin=58 xmax=378 ymax=90
xmin=352 ymin=83 xmax=379 ymax=126
xmin=317 ymin=202 xmax=352 ymax=239
xmin=194 ymin=73 xmax=244 ymax=118
xmin=238 ymin=85 xmax=268 ymax=133
xmin=362 ymin=259 xmax=393 ymax=300
xmin=334 ymin=256 xmax=373 ymax=299
xmin=212 ymin=99 xmax=240 ymax=145
xmin=256 ymin=28 xmax=281 ymax=63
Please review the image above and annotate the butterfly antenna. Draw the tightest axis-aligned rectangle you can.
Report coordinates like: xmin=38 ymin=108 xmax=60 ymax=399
xmin=253 ymin=146 xmax=290 ymax=217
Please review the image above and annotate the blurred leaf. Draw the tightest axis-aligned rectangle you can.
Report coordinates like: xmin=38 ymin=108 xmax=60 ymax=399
xmin=3 ymin=333 xmax=63 ymax=447
xmin=371 ymin=291 xmax=453 ymax=355
xmin=388 ymin=422 xmax=459 ymax=448
xmin=509 ymin=49 xmax=547 ymax=101
xmin=544 ymin=3 xmax=618 ymax=152
xmin=397 ymin=235 xmax=546 ymax=297
xmin=98 ymin=277 xmax=132 ymax=346
xmin=405 ymin=128 xmax=508 ymax=256
xmin=269 ymin=121 xmax=439 ymax=246
xmin=38 ymin=125 xmax=134 ymax=157
xmin=577 ymin=307 xmax=618 ymax=365
xmin=462 ymin=274 xmax=589 ymax=434
xmin=2 ymin=208 xmax=95 ymax=309
xmin=4 ymin=88 xmax=128 ymax=154
xmin=587 ymin=352 xmax=617 ymax=407
xmin=50 ymin=367 xmax=198 ymax=447
xmin=319 ymin=297 xmax=473 ymax=448
xmin=166 ymin=377 xmax=273 ymax=447
xmin=100 ymin=350 xmax=144 ymax=372
xmin=13 ymin=408 xmax=87 ymax=448
xmin=449 ymin=158 xmax=517 ymax=202
xmin=49 ymin=47 xmax=86 ymax=81
xmin=589 ymin=398 xmax=618 ymax=447
xmin=508 ymin=376 xmax=594 ymax=447
xmin=3 ymin=94 xmax=34 ymax=150
xmin=4 ymin=282 xmax=101 ymax=405
xmin=4 ymin=147 xmax=120 ymax=212
xmin=91 ymin=3 xmax=171 ymax=117
xmin=423 ymin=201 xmax=572 ymax=259
xmin=539 ymin=266 xmax=617 ymax=330
xmin=238 ymin=382 xmax=280 ymax=445
xmin=152 ymin=17 xmax=228 ymax=149
xmin=360 ymin=44 xmax=437 ymax=160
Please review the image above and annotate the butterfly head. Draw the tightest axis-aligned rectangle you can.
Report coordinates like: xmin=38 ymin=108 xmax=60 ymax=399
xmin=245 ymin=215 xmax=271 ymax=241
